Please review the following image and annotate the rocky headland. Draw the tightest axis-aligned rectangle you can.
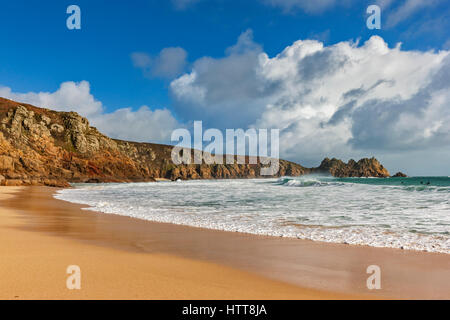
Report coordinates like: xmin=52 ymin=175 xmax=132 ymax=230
xmin=0 ymin=97 xmax=392 ymax=187
xmin=314 ymin=157 xmax=390 ymax=178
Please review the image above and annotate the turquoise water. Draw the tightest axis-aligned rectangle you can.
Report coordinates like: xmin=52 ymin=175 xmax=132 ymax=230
xmin=55 ymin=176 xmax=450 ymax=254
xmin=336 ymin=176 xmax=450 ymax=187
xmin=277 ymin=176 xmax=450 ymax=188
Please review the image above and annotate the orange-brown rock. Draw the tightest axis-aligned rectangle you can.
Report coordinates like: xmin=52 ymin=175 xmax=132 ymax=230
xmin=0 ymin=98 xmax=310 ymax=186
xmin=315 ymin=157 xmax=390 ymax=178
xmin=0 ymin=97 xmax=392 ymax=186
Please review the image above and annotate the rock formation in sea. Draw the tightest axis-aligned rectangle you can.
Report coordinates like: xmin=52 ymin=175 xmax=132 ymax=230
xmin=0 ymin=98 xmax=391 ymax=186
xmin=314 ymin=157 xmax=391 ymax=178
xmin=391 ymin=172 xmax=408 ymax=178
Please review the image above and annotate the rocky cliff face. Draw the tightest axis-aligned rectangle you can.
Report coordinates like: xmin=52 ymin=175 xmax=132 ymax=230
xmin=0 ymin=98 xmax=391 ymax=187
xmin=0 ymin=98 xmax=310 ymax=186
xmin=315 ymin=157 xmax=390 ymax=178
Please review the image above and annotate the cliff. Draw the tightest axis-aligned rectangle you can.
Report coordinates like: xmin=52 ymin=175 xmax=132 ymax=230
xmin=0 ymin=98 xmax=390 ymax=187
xmin=0 ymin=98 xmax=310 ymax=186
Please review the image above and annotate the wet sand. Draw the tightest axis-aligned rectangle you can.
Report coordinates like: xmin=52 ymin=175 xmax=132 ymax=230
xmin=1 ymin=186 xmax=449 ymax=299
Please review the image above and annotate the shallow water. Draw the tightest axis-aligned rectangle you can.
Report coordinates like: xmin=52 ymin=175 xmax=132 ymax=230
xmin=55 ymin=176 xmax=450 ymax=254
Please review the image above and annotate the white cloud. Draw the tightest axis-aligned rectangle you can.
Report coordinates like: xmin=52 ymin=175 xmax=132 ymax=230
xmin=170 ymin=31 xmax=450 ymax=174
xmin=91 ymin=106 xmax=180 ymax=143
xmin=386 ymin=0 xmax=441 ymax=28
xmin=131 ymin=47 xmax=188 ymax=79
xmin=0 ymin=81 xmax=103 ymax=117
xmin=0 ymin=81 xmax=180 ymax=143
xmin=170 ymin=29 xmax=271 ymax=128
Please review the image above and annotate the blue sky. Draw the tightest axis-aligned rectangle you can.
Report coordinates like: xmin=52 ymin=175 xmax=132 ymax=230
xmin=1 ymin=0 xmax=450 ymax=174
xmin=1 ymin=0 xmax=448 ymax=112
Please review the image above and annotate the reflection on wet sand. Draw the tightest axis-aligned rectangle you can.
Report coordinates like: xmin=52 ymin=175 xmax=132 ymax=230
xmin=4 ymin=186 xmax=450 ymax=299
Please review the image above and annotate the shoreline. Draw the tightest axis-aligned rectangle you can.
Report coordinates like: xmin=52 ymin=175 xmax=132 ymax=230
xmin=55 ymin=177 xmax=450 ymax=255
xmin=1 ymin=186 xmax=449 ymax=299
xmin=0 ymin=186 xmax=357 ymax=300
xmin=54 ymin=184 xmax=450 ymax=255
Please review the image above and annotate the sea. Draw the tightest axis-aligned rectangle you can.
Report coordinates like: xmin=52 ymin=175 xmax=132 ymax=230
xmin=54 ymin=175 xmax=450 ymax=254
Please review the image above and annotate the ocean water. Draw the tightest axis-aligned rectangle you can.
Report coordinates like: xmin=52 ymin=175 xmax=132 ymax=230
xmin=54 ymin=176 xmax=450 ymax=254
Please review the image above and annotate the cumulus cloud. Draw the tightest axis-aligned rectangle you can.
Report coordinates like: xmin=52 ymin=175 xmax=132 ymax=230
xmin=170 ymin=31 xmax=450 ymax=173
xmin=348 ymin=69 xmax=450 ymax=151
xmin=0 ymin=81 xmax=103 ymax=117
xmin=170 ymin=29 xmax=274 ymax=128
xmin=91 ymin=106 xmax=180 ymax=143
xmin=0 ymin=81 xmax=180 ymax=143
xmin=131 ymin=47 xmax=188 ymax=79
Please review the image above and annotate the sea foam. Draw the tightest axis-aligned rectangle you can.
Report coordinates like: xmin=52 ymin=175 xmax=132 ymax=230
xmin=54 ymin=177 xmax=450 ymax=254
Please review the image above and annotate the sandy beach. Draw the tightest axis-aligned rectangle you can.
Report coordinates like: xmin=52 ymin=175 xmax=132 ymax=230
xmin=0 ymin=186 xmax=449 ymax=300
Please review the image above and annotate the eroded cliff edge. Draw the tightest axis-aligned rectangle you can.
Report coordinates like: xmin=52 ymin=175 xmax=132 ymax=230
xmin=0 ymin=98 xmax=390 ymax=187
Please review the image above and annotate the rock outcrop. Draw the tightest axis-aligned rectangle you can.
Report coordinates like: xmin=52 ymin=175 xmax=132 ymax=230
xmin=391 ymin=172 xmax=408 ymax=178
xmin=315 ymin=157 xmax=390 ymax=178
xmin=0 ymin=97 xmax=392 ymax=186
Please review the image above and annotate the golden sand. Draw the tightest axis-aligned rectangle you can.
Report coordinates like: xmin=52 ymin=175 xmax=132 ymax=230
xmin=0 ymin=186 xmax=354 ymax=300
xmin=0 ymin=186 xmax=448 ymax=300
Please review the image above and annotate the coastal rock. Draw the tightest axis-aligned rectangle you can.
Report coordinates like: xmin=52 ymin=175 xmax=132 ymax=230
xmin=4 ymin=179 xmax=24 ymax=186
xmin=50 ymin=124 xmax=64 ymax=133
xmin=41 ymin=115 xmax=51 ymax=126
xmin=0 ymin=155 xmax=14 ymax=171
xmin=315 ymin=157 xmax=390 ymax=178
xmin=0 ymin=97 xmax=394 ymax=187
xmin=392 ymin=172 xmax=408 ymax=178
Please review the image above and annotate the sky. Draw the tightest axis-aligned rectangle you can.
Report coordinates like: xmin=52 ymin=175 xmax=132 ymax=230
xmin=0 ymin=0 xmax=449 ymax=175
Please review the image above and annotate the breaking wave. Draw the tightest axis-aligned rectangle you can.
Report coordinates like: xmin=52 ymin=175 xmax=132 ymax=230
xmin=55 ymin=176 xmax=450 ymax=254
